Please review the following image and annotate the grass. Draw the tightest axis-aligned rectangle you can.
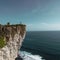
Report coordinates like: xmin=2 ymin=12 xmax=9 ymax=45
xmin=0 ymin=37 xmax=6 ymax=48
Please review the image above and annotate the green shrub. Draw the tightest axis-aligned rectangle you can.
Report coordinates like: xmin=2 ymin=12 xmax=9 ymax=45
xmin=0 ymin=37 xmax=6 ymax=48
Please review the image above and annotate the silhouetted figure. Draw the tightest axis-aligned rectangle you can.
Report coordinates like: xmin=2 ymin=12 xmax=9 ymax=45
xmin=7 ymin=22 xmax=10 ymax=25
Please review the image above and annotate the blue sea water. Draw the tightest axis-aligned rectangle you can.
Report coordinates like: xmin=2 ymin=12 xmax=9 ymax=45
xmin=20 ymin=31 xmax=60 ymax=60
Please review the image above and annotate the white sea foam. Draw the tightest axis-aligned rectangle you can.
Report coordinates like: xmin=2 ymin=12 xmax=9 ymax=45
xmin=19 ymin=51 xmax=45 ymax=60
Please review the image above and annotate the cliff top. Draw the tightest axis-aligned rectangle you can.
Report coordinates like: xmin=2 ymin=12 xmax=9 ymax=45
xmin=0 ymin=22 xmax=26 ymax=26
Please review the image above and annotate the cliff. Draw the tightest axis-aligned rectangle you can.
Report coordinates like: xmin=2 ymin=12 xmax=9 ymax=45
xmin=0 ymin=23 xmax=26 ymax=60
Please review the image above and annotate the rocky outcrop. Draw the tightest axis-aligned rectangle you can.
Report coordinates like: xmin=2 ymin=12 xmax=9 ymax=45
xmin=0 ymin=23 xmax=26 ymax=60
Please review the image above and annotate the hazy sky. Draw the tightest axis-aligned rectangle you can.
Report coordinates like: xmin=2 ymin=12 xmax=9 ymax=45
xmin=0 ymin=0 xmax=60 ymax=31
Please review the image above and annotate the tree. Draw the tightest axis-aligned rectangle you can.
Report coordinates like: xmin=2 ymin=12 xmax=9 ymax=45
xmin=7 ymin=22 xmax=10 ymax=25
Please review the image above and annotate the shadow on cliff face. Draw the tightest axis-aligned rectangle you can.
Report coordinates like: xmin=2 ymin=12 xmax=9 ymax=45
xmin=15 ymin=56 xmax=23 ymax=60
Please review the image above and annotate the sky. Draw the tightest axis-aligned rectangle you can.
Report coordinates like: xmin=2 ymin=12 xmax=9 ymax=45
xmin=0 ymin=0 xmax=60 ymax=31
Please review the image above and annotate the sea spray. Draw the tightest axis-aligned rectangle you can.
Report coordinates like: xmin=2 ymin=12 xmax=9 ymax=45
xmin=20 ymin=51 xmax=45 ymax=60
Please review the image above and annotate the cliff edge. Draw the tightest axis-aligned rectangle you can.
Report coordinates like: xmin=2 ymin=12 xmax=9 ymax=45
xmin=0 ymin=23 xmax=26 ymax=60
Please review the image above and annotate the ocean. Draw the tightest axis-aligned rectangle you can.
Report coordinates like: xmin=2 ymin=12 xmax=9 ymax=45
xmin=20 ymin=31 xmax=60 ymax=60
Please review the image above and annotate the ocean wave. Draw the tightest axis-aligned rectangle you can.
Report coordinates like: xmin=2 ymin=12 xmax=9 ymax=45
xmin=19 ymin=51 xmax=45 ymax=60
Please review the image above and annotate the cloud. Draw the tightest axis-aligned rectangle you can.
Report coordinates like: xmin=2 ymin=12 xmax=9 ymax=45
xmin=27 ymin=23 xmax=60 ymax=31
xmin=32 ymin=9 xmax=38 ymax=13
xmin=41 ymin=23 xmax=47 ymax=25
xmin=40 ymin=23 xmax=60 ymax=30
xmin=31 ymin=7 xmax=41 ymax=13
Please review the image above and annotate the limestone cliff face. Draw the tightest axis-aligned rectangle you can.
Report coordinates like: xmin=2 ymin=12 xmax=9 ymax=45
xmin=0 ymin=23 xmax=26 ymax=60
